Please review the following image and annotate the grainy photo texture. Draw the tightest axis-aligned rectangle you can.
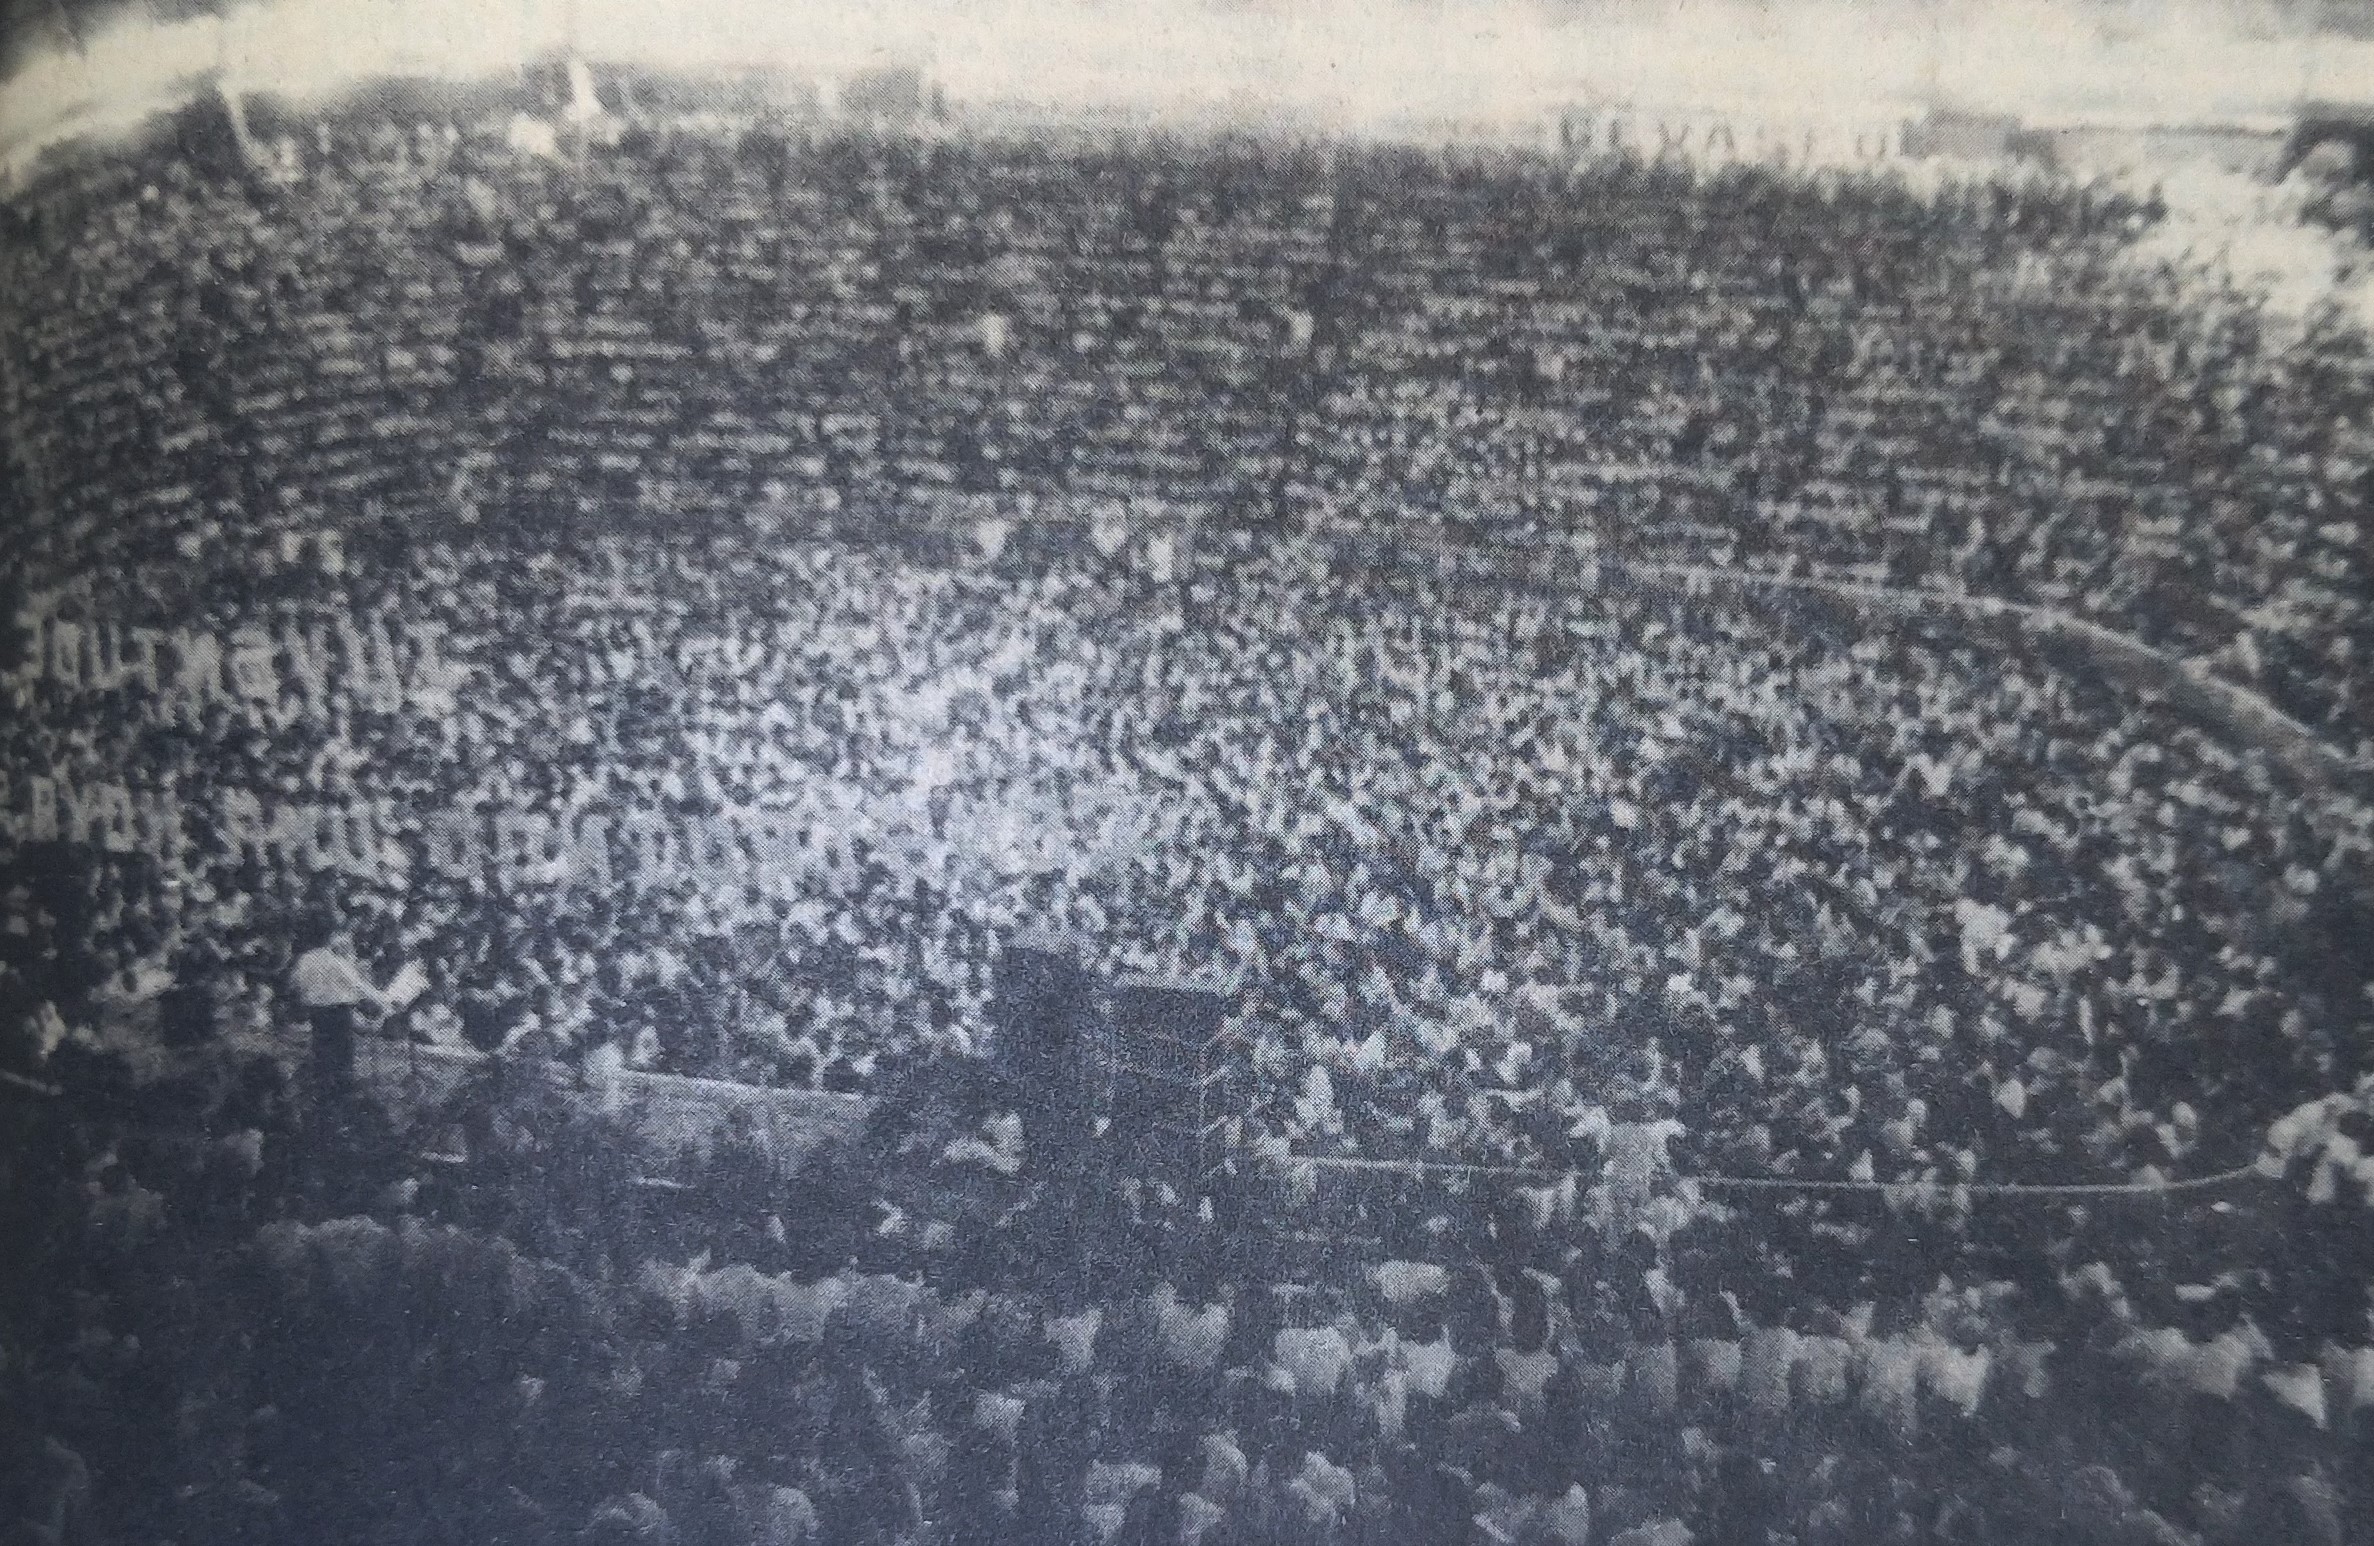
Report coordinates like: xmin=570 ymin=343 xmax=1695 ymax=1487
xmin=3 ymin=2 xmax=2373 ymax=1543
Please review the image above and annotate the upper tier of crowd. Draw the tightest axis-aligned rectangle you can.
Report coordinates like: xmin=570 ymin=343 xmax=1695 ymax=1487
xmin=2 ymin=114 xmax=2370 ymax=746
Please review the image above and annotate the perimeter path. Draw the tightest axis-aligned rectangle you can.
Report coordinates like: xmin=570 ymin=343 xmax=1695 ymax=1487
xmin=1125 ymin=503 xmax=2369 ymax=807
xmin=1597 ymin=552 xmax=2368 ymax=808
xmin=1269 ymin=1146 xmax=2267 ymax=1202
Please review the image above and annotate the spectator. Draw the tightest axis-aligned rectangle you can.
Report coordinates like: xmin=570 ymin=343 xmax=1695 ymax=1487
xmin=288 ymin=918 xmax=389 ymax=1106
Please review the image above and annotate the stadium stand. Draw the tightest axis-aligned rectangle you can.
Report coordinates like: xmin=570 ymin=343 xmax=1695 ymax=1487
xmin=5 ymin=102 xmax=2374 ymax=1546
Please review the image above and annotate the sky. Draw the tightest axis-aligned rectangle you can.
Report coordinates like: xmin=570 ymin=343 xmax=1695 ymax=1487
xmin=2 ymin=0 xmax=2370 ymax=164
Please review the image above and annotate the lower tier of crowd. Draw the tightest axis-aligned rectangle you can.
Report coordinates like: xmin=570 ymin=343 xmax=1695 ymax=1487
xmin=6 ymin=526 xmax=2367 ymax=1206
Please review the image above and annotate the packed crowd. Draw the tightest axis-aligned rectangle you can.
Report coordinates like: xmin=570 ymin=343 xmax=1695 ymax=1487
xmin=13 ymin=87 xmax=2374 ymax=1546
xmin=8 ymin=1021 xmax=2370 ymax=1546
xmin=4 ymin=117 xmax=2372 ymax=742
xmin=8 ymin=97 xmax=2374 ymax=1546
xmin=5 ymin=513 xmax=2363 ymax=1201
xmin=3 ymin=112 xmax=2369 ymax=1242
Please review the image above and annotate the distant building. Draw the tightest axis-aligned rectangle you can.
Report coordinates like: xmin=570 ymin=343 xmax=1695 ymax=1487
xmin=843 ymin=62 xmax=925 ymax=122
xmin=819 ymin=60 xmax=941 ymax=128
xmin=2029 ymin=115 xmax=2288 ymax=180
xmin=1905 ymin=106 xmax=2027 ymax=163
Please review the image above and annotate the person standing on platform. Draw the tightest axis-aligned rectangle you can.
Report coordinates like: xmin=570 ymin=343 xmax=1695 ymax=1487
xmin=289 ymin=919 xmax=390 ymax=1110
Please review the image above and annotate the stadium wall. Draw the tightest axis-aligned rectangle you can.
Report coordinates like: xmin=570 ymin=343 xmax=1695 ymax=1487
xmin=357 ymin=1039 xmax=869 ymax=1180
